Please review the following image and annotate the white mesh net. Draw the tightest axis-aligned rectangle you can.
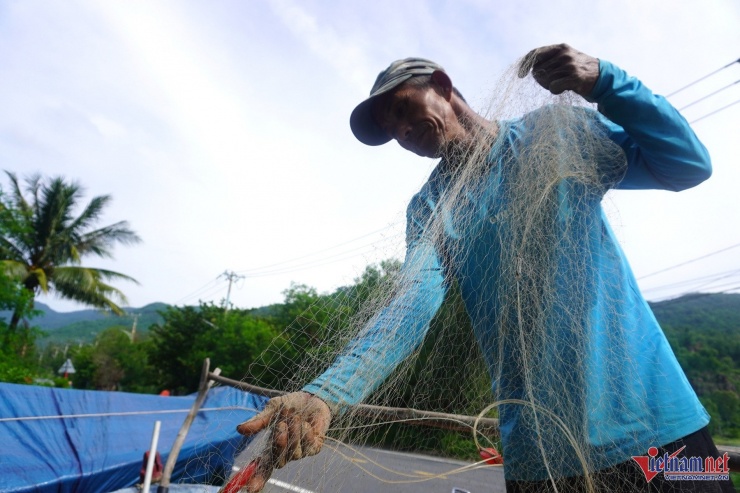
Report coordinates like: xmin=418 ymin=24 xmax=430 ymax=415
xmin=177 ymin=59 xmax=714 ymax=493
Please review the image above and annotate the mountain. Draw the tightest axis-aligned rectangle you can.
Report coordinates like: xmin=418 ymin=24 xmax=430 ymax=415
xmin=0 ymin=302 xmax=168 ymax=345
xmin=649 ymin=292 xmax=740 ymax=335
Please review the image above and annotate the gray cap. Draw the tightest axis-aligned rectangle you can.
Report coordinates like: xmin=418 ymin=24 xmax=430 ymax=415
xmin=350 ymin=57 xmax=445 ymax=146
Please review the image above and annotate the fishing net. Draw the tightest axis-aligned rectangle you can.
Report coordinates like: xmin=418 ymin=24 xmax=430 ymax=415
xmin=181 ymin=58 xmax=688 ymax=492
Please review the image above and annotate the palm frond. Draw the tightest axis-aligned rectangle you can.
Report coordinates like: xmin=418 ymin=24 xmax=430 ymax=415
xmin=34 ymin=178 xmax=79 ymax=257
xmin=51 ymin=266 xmax=132 ymax=315
xmin=67 ymin=195 xmax=111 ymax=233
xmin=55 ymin=265 xmax=140 ymax=285
xmin=0 ymin=260 xmax=29 ymax=280
xmin=77 ymin=221 xmax=142 ymax=258
xmin=0 ymin=236 xmax=26 ymax=263
xmin=4 ymin=171 xmax=35 ymax=214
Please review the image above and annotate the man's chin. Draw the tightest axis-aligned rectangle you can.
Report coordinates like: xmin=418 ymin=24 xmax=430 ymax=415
xmin=414 ymin=149 xmax=438 ymax=158
xmin=415 ymin=144 xmax=445 ymax=159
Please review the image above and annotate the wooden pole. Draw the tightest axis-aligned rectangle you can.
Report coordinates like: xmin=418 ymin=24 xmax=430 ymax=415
xmin=157 ymin=359 xmax=221 ymax=493
xmin=208 ymin=372 xmax=500 ymax=435
xmin=211 ymin=372 xmax=740 ymax=472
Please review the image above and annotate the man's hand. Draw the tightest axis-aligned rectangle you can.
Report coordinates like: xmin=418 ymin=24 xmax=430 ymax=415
xmin=518 ymin=43 xmax=600 ymax=98
xmin=236 ymin=392 xmax=332 ymax=492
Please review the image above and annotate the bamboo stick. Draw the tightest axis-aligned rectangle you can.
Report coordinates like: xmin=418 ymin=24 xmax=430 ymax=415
xmin=211 ymin=371 xmax=740 ymax=472
xmin=209 ymin=372 xmax=500 ymax=435
xmin=157 ymin=359 xmax=221 ymax=493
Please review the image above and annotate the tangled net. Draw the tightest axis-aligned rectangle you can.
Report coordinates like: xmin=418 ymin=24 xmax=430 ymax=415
xmin=194 ymin=59 xmax=678 ymax=493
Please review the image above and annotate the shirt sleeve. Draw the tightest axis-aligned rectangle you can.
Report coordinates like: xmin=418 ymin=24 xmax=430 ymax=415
xmin=587 ymin=59 xmax=712 ymax=191
xmin=302 ymin=194 xmax=447 ymax=410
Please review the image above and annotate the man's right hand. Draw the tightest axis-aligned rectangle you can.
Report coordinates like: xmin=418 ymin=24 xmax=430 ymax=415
xmin=518 ymin=43 xmax=600 ymax=98
xmin=236 ymin=392 xmax=332 ymax=492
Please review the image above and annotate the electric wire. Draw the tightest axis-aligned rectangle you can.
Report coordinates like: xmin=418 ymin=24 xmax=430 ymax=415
xmin=678 ymin=79 xmax=740 ymax=111
xmin=174 ymin=277 xmax=222 ymax=305
xmin=174 ymin=224 xmax=403 ymax=305
xmin=243 ymin=248 xmax=402 ymax=279
xmin=651 ymin=282 xmax=740 ymax=304
xmin=690 ymin=98 xmax=740 ymax=124
xmin=177 ymin=281 xmax=229 ymax=306
xmin=235 ymin=222 xmax=401 ymax=275
xmin=641 ymin=268 xmax=740 ymax=294
xmin=666 ymin=57 xmax=740 ymax=98
xmin=637 ymin=241 xmax=740 ymax=280
xmin=238 ymin=232 xmax=404 ymax=278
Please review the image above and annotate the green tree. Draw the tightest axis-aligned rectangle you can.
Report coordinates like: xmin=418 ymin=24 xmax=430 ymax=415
xmin=0 ymin=245 xmax=40 ymax=382
xmin=149 ymin=302 xmax=287 ymax=394
xmin=69 ymin=327 xmax=157 ymax=392
xmin=0 ymin=172 xmax=141 ymax=332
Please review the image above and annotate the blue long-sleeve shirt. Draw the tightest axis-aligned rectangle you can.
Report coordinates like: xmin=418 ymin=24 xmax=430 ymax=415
xmin=304 ymin=60 xmax=711 ymax=480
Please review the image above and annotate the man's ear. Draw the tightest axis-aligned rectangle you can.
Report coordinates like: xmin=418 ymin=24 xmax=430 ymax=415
xmin=431 ymin=70 xmax=453 ymax=101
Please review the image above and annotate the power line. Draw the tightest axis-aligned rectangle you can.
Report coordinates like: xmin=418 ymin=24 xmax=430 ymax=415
xmin=637 ymin=241 xmax=740 ymax=280
xmin=171 ymin=228 xmax=401 ymax=306
xmin=641 ymin=268 xmax=740 ymax=294
xmin=649 ymin=282 xmax=740 ymax=305
xmin=666 ymin=57 xmax=740 ymax=98
xmin=244 ymin=241 xmax=403 ymax=279
xmin=689 ymin=98 xmax=740 ymax=124
xmin=173 ymin=277 xmax=221 ymax=305
xmin=678 ymin=79 xmax=740 ymax=111
xmin=238 ymin=232 xmax=404 ymax=278
xmin=177 ymin=282 xmax=228 ymax=306
xmin=235 ymin=223 xmax=403 ymax=275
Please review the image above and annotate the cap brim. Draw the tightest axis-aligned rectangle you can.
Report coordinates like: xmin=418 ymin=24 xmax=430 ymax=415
xmin=350 ymin=73 xmax=416 ymax=146
xmin=350 ymin=97 xmax=392 ymax=146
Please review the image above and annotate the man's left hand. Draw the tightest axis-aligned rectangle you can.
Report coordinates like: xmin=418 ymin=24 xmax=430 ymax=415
xmin=518 ymin=43 xmax=600 ymax=98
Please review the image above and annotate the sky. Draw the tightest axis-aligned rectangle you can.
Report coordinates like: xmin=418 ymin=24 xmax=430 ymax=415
xmin=1 ymin=0 xmax=738 ymax=313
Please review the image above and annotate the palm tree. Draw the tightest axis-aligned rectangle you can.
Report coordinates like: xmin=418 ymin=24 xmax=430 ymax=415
xmin=0 ymin=171 xmax=141 ymax=331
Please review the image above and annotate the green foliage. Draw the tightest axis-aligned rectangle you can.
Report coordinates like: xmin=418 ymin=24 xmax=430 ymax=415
xmin=652 ymin=294 xmax=740 ymax=439
xmin=0 ymin=171 xmax=141 ymax=331
xmin=0 ymin=269 xmax=41 ymax=382
xmin=3 ymin=243 xmax=737 ymax=462
xmin=149 ymin=302 xmax=287 ymax=394
xmin=0 ymin=360 xmax=35 ymax=384
xmin=68 ymin=327 xmax=158 ymax=392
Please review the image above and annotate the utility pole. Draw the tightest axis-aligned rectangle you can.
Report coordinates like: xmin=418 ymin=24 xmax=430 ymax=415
xmin=130 ymin=313 xmax=140 ymax=342
xmin=219 ymin=271 xmax=245 ymax=311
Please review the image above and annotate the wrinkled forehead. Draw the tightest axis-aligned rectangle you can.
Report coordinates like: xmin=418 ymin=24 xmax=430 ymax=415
xmin=369 ymin=80 xmax=423 ymax=125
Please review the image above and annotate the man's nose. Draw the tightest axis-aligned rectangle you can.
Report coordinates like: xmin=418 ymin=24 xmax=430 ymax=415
xmin=394 ymin=121 xmax=413 ymax=142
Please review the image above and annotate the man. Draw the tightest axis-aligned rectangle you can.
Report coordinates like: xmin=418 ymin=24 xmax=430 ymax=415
xmin=237 ymin=44 xmax=734 ymax=492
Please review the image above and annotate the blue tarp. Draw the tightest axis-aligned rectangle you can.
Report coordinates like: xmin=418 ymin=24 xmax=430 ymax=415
xmin=0 ymin=382 xmax=268 ymax=493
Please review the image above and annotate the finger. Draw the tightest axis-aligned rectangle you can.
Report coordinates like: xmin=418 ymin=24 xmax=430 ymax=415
xmin=302 ymin=421 xmax=325 ymax=457
xmin=532 ymin=66 xmax=574 ymax=93
xmin=236 ymin=407 xmax=275 ymax=437
xmin=519 ymin=44 xmax=570 ymax=78
xmin=273 ymin=420 xmax=290 ymax=468
xmin=518 ymin=48 xmax=538 ymax=78
xmin=303 ymin=404 xmax=330 ymax=457
xmin=288 ymin=414 xmax=303 ymax=461
xmin=548 ymin=75 xmax=581 ymax=95
xmin=246 ymin=461 xmax=273 ymax=493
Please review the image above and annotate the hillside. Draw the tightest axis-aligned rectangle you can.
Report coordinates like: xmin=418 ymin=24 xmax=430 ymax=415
xmin=0 ymin=302 xmax=168 ymax=345
xmin=649 ymin=293 xmax=740 ymax=334
xmin=651 ymin=293 xmax=740 ymax=438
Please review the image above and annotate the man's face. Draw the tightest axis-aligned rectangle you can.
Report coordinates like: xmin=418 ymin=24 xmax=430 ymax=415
xmin=371 ymin=81 xmax=460 ymax=158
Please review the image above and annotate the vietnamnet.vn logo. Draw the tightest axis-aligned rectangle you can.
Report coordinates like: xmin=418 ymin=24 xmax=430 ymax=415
xmin=632 ymin=445 xmax=731 ymax=482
